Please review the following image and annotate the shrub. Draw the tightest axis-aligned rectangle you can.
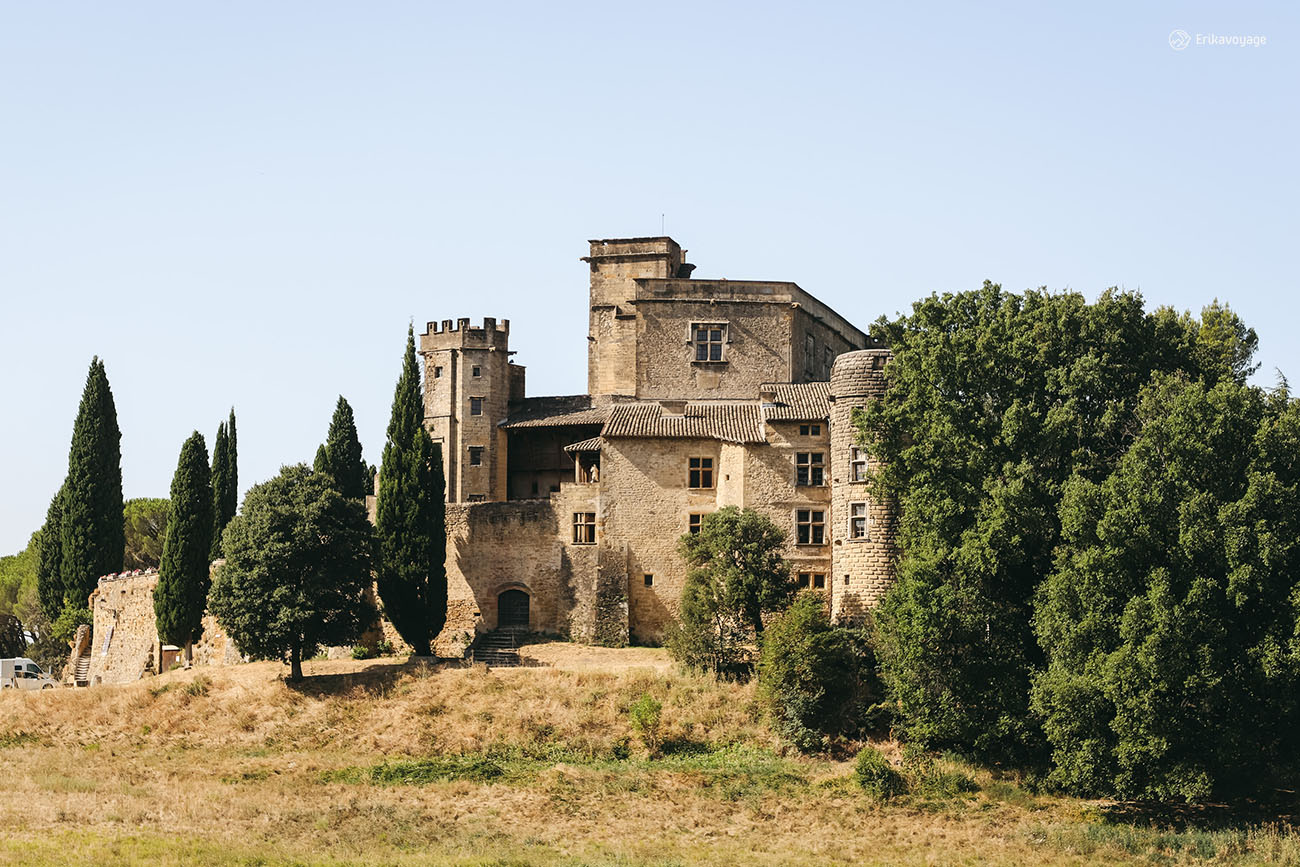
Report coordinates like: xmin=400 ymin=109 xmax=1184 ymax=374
xmin=350 ymin=645 xmax=372 ymax=660
xmin=854 ymin=747 xmax=904 ymax=800
xmin=628 ymin=693 xmax=663 ymax=756
xmin=756 ymin=593 xmax=885 ymax=751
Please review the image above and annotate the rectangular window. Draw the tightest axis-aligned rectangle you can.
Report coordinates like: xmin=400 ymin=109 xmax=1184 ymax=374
xmin=797 ymin=572 xmax=826 ymax=590
xmin=434 ymin=366 xmax=443 ymax=378
xmin=572 ymin=512 xmax=596 ymax=544
xmin=643 ymin=574 xmax=654 ymax=587
xmin=804 ymin=334 xmax=816 ymax=378
xmin=693 ymin=323 xmax=727 ymax=362
xmin=468 ymin=447 xmax=484 ymax=467
xmin=850 ymin=446 xmax=868 ymax=482
xmin=688 ymin=513 xmax=705 ymax=534
xmin=796 ymin=509 xmax=825 ymax=545
xmin=471 ymin=365 xmax=481 ymax=377
xmin=795 ymin=452 xmax=824 ymax=486
xmin=823 ymin=346 xmax=833 ymax=378
xmin=470 ymin=397 xmax=483 ymax=416
xmin=688 ymin=456 xmax=714 ymax=489
xmin=797 ymin=423 xmax=822 ymax=437
xmin=849 ymin=501 xmax=869 ymax=540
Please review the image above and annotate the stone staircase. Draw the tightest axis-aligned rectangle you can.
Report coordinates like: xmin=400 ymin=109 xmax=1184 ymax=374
xmin=72 ymin=651 xmax=91 ymax=687
xmin=470 ymin=630 xmax=522 ymax=667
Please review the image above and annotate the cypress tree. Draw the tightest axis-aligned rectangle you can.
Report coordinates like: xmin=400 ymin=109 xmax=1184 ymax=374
xmin=321 ymin=396 xmax=369 ymax=500
xmin=313 ymin=443 xmax=329 ymax=474
xmin=154 ymin=432 xmax=214 ymax=664
xmin=36 ymin=486 xmax=66 ymax=622
xmin=375 ymin=326 xmax=447 ymax=656
xmin=209 ymin=421 xmax=230 ymax=560
xmin=59 ymin=357 xmax=124 ymax=613
xmin=225 ymin=408 xmax=238 ymax=520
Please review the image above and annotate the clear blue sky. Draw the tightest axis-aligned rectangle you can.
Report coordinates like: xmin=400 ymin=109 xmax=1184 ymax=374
xmin=1 ymin=2 xmax=1295 ymax=553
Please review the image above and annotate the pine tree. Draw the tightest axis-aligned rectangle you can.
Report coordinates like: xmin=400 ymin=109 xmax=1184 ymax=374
xmin=321 ymin=396 xmax=369 ymax=499
xmin=36 ymin=487 xmax=66 ymax=622
xmin=59 ymin=357 xmax=124 ymax=615
xmin=375 ymin=326 xmax=447 ymax=656
xmin=209 ymin=421 xmax=230 ymax=560
xmin=154 ymin=432 xmax=214 ymax=664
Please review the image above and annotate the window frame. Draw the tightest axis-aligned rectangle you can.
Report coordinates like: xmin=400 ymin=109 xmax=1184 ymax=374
xmin=795 ymin=509 xmax=826 ymax=545
xmin=849 ymin=446 xmax=868 ymax=482
xmin=471 ymin=365 xmax=481 ymax=378
xmin=849 ymin=501 xmax=869 ymax=540
xmin=688 ymin=513 xmax=706 ymax=534
xmin=572 ymin=512 xmax=596 ymax=545
xmin=469 ymin=397 xmax=484 ymax=416
xmin=468 ymin=446 xmax=484 ymax=467
xmin=688 ymin=456 xmax=715 ymax=489
xmin=797 ymin=572 xmax=826 ymax=590
xmin=795 ymin=452 xmax=825 ymax=486
xmin=691 ymin=322 xmax=728 ymax=363
xmin=643 ymin=574 xmax=654 ymax=587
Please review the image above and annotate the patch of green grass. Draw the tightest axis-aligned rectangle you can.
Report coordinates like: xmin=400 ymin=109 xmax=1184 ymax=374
xmin=323 ymin=754 xmax=507 ymax=786
xmin=220 ymin=768 xmax=272 ymax=784
xmin=0 ymin=731 xmax=41 ymax=749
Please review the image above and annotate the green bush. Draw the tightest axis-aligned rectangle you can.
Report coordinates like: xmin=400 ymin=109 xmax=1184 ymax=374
xmin=350 ymin=645 xmax=372 ymax=660
xmin=628 ymin=693 xmax=663 ymax=756
xmin=756 ymin=593 xmax=885 ymax=752
xmin=854 ymin=747 xmax=904 ymax=800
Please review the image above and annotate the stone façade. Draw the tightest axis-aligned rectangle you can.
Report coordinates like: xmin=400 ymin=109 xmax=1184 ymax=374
xmin=428 ymin=236 xmax=897 ymax=644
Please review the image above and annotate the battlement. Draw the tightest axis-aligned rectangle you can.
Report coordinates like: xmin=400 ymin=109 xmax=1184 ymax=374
xmin=420 ymin=317 xmax=511 ymax=352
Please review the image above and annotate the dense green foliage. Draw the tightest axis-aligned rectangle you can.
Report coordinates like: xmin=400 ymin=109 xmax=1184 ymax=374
xmin=209 ymin=420 xmax=231 ymax=560
xmin=678 ymin=506 xmax=795 ymax=637
xmin=0 ymin=532 xmax=39 ymax=624
xmin=664 ymin=571 xmax=749 ymax=678
xmin=36 ymin=493 xmax=64 ymax=624
xmin=756 ymin=593 xmax=882 ymax=752
xmin=312 ymin=444 xmax=328 ymax=474
xmin=58 ymin=357 xmax=124 ymax=620
xmin=854 ymin=747 xmax=904 ymax=800
xmin=1033 ymin=377 xmax=1300 ymax=801
xmin=154 ymin=433 xmax=214 ymax=651
xmin=319 ymin=396 xmax=370 ymax=500
xmin=124 ymin=498 xmax=170 ymax=570
xmin=858 ymin=285 xmax=1256 ymax=764
xmin=375 ymin=326 xmax=447 ymax=657
xmin=208 ymin=465 xmax=375 ymax=681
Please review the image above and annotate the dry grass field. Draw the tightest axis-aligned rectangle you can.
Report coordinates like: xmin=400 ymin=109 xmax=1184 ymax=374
xmin=1 ymin=642 xmax=1297 ymax=866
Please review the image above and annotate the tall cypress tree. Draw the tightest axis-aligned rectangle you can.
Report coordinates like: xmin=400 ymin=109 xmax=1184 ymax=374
xmin=154 ymin=432 xmax=214 ymax=664
xmin=36 ymin=486 xmax=66 ymax=622
xmin=225 ymin=408 xmax=238 ymax=520
xmin=209 ymin=421 xmax=230 ymax=560
xmin=375 ymin=326 xmax=447 ymax=656
xmin=321 ymin=396 xmax=369 ymax=500
xmin=59 ymin=357 xmax=124 ymax=614
xmin=313 ymin=444 xmax=329 ymax=474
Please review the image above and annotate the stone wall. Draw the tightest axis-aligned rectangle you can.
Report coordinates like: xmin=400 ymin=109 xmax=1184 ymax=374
xmin=829 ymin=350 xmax=898 ymax=622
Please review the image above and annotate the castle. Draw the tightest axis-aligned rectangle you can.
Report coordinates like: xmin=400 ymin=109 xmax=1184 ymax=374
xmin=431 ymin=236 xmax=896 ymax=644
xmin=80 ymin=235 xmax=898 ymax=683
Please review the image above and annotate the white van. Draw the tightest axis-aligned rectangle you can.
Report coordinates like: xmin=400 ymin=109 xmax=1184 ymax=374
xmin=0 ymin=658 xmax=57 ymax=690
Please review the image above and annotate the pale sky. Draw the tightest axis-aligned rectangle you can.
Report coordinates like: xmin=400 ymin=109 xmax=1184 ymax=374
xmin=1 ymin=2 xmax=1295 ymax=553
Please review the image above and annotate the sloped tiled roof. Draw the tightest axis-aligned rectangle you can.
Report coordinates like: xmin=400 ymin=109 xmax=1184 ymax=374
xmin=760 ymin=382 xmax=830 ymax=421
xmin=603 ymin=403 xmax=766 ymax=444
xmin=563 ymin=436 xmax=605 ymax=453
xmin=502 ymin=395 xmax=609 ymax=429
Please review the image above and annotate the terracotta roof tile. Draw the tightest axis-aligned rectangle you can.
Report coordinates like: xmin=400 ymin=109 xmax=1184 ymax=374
xmin=603 ymin=403 xmax=766 ymax=444
xmin=760 ymin=382 xmax=830 ymax=421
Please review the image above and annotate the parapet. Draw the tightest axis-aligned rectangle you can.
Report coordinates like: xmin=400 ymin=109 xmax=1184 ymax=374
xmin=420 ymin=317 xmax=511 ymax=352
xmin=829 ymin=349 xmax=892 ymax=400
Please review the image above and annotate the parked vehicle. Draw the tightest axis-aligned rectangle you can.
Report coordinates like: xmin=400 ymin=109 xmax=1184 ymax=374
xmin=0 ymin=658 xmax=57 ymax=690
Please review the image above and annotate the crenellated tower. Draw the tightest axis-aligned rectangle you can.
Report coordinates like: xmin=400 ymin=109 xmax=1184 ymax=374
xmin=419 ymin=317 xmax=521 ymax=502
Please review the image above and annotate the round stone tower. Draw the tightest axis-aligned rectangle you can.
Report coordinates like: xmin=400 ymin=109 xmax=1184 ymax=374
xmin=828 ymin=348 xmax=896 ymax=623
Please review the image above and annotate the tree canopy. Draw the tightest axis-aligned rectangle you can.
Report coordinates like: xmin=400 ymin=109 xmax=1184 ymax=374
xmin=375 ymin=326 xmax=446 ymax=656
xmin=210 ymin=408 xmax=239 ymax=560
xmin=857 ymin=285 xmax=1258 ymax=763
xmin=208 ymin=464 xmax=375 ymax=681
xmin=124 ymin=498 xmax=170 ymax=571
xmin=154 ymin=432 xmax=214 ymax=654
xmin=319 ymin=396 xmax=370 ymax=500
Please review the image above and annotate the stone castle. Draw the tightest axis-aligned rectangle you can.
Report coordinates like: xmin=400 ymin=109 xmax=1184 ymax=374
xmin=432 ymin=236 xmax=896 ymax=645
xmin=82 ymin=234 xmax=897 ymax=682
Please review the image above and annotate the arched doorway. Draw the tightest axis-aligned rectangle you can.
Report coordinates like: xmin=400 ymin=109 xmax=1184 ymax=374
xmin=498 ymin=589 xmax=530 ymax=630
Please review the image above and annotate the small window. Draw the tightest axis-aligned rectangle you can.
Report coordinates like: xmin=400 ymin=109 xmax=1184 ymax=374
xmin=468 ymin=447 xmax=484 ymax=467
xmin=466 ymin=494 xmax=486 ymax=502
xmin=796 ymin=509 xmax=825 ymax=545
xmin=470 ymin=397 xmax=483 ymax=416
xmin=797 ymin=423 xmax=822 ymax=437
xmin=797 ymin=572 xmax=826 ymax=590
xmin=849 ymin=501 xmax=869 ymax=540
xmin=823 ymin=346 xmax=833 ymax=378
xmin=804 ymin=334 xmax=816 ymax=378
xmin=643 ymin=574 xmax=654 ymax=587
xmin=850 ymin=447 xmax=868 ymax=482
xmin=693 ymin=323 xmax=727 ymax=362
xmin=434 ymin=366 xmax=443 ymax=378
xmin=795 ymin=452 xmax=824 ymax=486
xmin=688 ymin=456 xmax=714 ymax=489
xmin=472 ymin=365 xmax=481 ymax=377
xmin=572 ymin=512 xmax=596 ymax=544
xmin=688 ymin=513 xmax=705 ymax=534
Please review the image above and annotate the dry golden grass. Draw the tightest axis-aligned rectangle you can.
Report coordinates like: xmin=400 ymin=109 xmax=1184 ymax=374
xmin=0 ymin=647 xmax=1296 ymax=865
